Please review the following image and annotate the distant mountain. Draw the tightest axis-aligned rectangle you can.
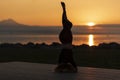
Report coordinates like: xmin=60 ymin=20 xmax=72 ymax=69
xmin=0 ymin=19 xmax=30 ymax=30
xmin=0 ymin=19 xmax=19 ymax=26
xmin=0 ymin=19 xmax=120 ymax=35
xmin=0 ymin=19 xmax=61 ymax=34
xmin=1 ymin=19 xmax=120 ymax=28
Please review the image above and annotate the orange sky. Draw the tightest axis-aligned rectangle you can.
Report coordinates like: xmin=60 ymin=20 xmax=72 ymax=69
xmin=0 ymin=0 xmax=120 ymax=26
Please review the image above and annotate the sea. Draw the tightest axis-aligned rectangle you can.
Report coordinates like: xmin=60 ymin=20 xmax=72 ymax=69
xmin=0 ymin=26 xmax=120 ymax=46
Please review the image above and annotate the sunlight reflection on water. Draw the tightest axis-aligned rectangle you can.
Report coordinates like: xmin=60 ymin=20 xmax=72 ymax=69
xmin=88 ymin=34 xmax=94 ymax=46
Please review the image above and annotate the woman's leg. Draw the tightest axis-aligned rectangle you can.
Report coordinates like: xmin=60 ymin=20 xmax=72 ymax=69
xmin=61 ymin=2 xmax=68 ymax=25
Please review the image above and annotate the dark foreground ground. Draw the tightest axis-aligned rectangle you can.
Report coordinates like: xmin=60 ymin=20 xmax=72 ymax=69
xmin=0 ymin=42 xmax=120 ymax=69
xmin=1 ymin=62 xmax=120 ymax=80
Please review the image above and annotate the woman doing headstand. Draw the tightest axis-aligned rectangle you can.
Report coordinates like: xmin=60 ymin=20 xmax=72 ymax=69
xmin=58 ymin=2 xmax=77 ymax=69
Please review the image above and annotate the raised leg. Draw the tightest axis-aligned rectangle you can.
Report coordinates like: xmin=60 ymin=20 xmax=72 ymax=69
xmin=61 ymin=2 xmax=68 ymax=25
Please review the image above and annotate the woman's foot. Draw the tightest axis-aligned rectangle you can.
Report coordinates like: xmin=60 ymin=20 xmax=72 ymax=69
xmin=61 ymin=2 xmax=65 ymax=8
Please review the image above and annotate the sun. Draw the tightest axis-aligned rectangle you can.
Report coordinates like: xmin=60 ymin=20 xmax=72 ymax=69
xmin=87 ymin=22 xmax=95 ymax=26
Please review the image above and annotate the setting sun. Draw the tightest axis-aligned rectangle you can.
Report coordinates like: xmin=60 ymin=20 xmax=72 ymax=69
xmin=87 ymin=22 xmax=95 ymax=26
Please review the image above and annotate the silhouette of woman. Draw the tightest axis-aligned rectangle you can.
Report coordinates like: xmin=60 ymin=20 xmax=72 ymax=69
xmin=59 ymin=2 xmax=73 ymax=45
xmin=58 ymin=2 xmax=77 ymax=70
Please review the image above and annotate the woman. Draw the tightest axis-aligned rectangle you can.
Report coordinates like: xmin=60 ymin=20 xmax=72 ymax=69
xmin=59 ymin=2 xmax=73 ymax=46
xmin=58 ymin=2 xmax=77 ymax=70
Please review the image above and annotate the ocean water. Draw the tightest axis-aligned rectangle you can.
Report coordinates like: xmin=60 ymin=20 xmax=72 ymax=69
xmin=0 ymin=26 xmax=120 ymax=46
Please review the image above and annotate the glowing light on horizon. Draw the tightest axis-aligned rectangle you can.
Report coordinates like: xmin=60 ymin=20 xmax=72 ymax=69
xmin=87 ymin=22 xmax=95 ymax=26
xmin=88 ymin=34 xmax=94 ymax=46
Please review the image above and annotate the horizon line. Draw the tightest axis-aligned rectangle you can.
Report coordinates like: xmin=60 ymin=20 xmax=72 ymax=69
xmin=1 ymin=18 xmax=120 ymax=27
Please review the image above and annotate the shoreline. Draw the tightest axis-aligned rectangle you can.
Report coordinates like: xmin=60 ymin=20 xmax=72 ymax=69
xmin=0 ymin=41 xmax=120 ymax=47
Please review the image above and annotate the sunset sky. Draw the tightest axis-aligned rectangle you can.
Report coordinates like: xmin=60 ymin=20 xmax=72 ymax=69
xmin=0 ymin=0 xmax=120 ymax=26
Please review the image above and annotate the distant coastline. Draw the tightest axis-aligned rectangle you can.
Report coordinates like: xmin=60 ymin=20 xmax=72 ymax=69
xmin=1 ymin=19 xmax=120 ymax=35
